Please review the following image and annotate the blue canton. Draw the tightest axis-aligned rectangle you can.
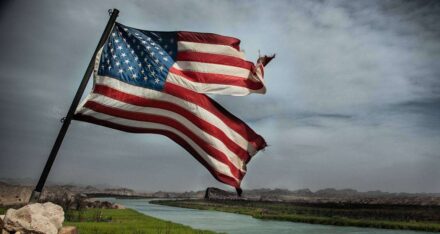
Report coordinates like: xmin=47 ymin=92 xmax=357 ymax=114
xmin=98 ymin=22 xmax=177 ymax=91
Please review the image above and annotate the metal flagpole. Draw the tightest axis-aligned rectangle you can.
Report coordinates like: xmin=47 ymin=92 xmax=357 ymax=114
xmin=28 ymin=9 xmax=120 ymax=203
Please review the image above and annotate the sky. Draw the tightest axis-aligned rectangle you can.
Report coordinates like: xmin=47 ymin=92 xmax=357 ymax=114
xmin=0 ymin=0 xmax=439 ymax=193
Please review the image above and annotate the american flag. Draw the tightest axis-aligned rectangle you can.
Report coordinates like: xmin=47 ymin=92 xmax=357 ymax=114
xmin=74 ymin=22 xmax=271 ymax=190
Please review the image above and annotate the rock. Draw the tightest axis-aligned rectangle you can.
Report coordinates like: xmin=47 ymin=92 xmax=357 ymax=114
xmin=0 ymin=214 xmax=4 ymax=228
xmin=3 ymin=202 xmax=64 ymax=234
xmin=113 ymin=203 xmax=125 ymax=209
xmin=58 ymin=226 xmax=77 ymax=234
xmin=205 ymin=187 xmax=238 ymax=200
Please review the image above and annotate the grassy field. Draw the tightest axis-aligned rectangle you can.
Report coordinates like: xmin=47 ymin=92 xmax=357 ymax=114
xmin=152 ymin=199 xmax=440 ymax=232
xmin=1 ymin=207 xmax=216 ymax=234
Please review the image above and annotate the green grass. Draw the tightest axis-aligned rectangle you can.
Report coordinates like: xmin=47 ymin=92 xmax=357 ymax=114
xmin=64 ymin=208 xmax=217 ymax=234
xmin=1 ymin=207 xmax=215 ymax=234
xmin=152 ymin=199 xmax=440 ymax=232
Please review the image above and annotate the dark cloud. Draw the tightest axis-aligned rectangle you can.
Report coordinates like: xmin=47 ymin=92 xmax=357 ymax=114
xmin=0 ymin=0 xmax=439 ymax=193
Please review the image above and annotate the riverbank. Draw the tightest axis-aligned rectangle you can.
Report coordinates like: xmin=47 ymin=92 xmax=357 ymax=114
xmin=152 ymin=199 xmax=440 ymax=232
xmin=1 ymin=207 xmax=216 ymax=234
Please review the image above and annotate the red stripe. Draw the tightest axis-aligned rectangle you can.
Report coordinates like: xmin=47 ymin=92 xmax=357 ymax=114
xmin=176 ymin=51 xmax=254 ymax=70
xmin=93 ymin=84 xmax=252 ymax=162
xmin=163 ymin=82 xmax=267 ymax=152
xmin=169 ymin=67 xmax=264 ymax=90
xmin=73 ymin=114 xmax=240 ymax=188
xmin=178 ymin=31 xmax=240 ymax=50
xmin=83 ymin=100 xmax=245 ymax=180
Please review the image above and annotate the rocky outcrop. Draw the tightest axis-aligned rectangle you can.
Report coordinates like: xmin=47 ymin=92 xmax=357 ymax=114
xmin=205 ymin=187 xmax=238 ymax=200
xmin=2 ymin=202 xmax=64 ymax=234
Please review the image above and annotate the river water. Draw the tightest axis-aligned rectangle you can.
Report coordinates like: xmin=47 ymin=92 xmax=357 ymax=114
xmin=108 ymin=198 xmax=431 ymax=234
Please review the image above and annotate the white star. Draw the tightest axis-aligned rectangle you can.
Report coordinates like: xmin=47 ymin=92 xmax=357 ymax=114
xmin=138 ymin=63 xmax=142 ymax=67
xmin=121 ymin=53 xmax=126 ymax=57
xmin=154 ymin=59 xmax=159 ymax=63
xmin=112 ymin=32 xmax=116 ymax=37
xmin=112 ymin=55 xmax=117 ymax=59
xmin=128 ymin=66 xmax=134 ymax=71
xmin=143 ymin=76 xmax=148 ymax=81
xmin=132 ymin=74 xmax=137 ymax=79
xmin=127 ymin=44 xmax=131 ymax=48
xmin=108 ymin=65 xmax=112 ymax=70
xmin=118 ymin=69 xmax=123 ymax=73
xmin=158 ymin=38 xmax=162 ymax=42
xmin=135 ymin=32 xmax=139 ymax=36
xmin=117 ymin=45 xmax=123 ymax=50
xmin=159 ymin=66 xmax=164 ymax=71
xmin=163 ymin=57 xmax=168 ymax=61
xmin=150 ymin=51 xmax=155 ymax=56
xmin=131 ymin=50 xmax=135 ymax=54
xmin=110 ymin=48 xmax=114 ymax=53
xmin=151 ymin=42 xmax=156 ymax=46
xmin=147 ymin=64 xmax=152 ymax=68
xmin=155 ymin=78 xmax=160 ymax=83
xmin=164 ymin=45 xmax=168 ymax=49
xmin=134 ymin=57 xmax=138 ymax=61
xmin=123 ymin=28 xmax=128 ymax=31
xmin=124 ymin=59 xmax=130 ymax=64
xmin=123 ymin=38 xmax=127 ymax=42
xmin=147 ymin=37 xmax=151 ymax=41
xmin=141 ymin=70 xmax=145 ymax=74
xmin=115 ymin=61 xmax=120 ymax=66
xmin=144 ymin=58 xmax=148 ymax=62
xmin=159 ymin=51 xmax=164 ymax=55
xmin=114 ymin=39 xmax=119 ymax=43
xmin=141 ymin=40 xmax=147 ymax=44
xmin=151 ymin=71 xmax=155 ymax=76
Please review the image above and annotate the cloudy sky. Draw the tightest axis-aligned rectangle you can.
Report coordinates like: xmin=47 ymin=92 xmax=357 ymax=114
xmin=1 ymin=0 xmax=439 ymax=193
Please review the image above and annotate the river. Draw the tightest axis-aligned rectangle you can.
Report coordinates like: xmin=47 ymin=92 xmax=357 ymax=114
xmin=107 ymin=198 xmax=432 ymax=234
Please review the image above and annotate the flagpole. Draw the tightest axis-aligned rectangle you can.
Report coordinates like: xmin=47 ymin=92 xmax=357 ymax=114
xmin=28 ymin=9 xmax=120 ymax=203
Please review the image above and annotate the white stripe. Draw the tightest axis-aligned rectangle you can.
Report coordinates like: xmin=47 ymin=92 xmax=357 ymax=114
xmin=83 ymin=93 xmax=246 ymax=171
xmin=75 ymin=75 xmax=258 ymax=156
xmin=166 ymin=72 xmax=265 ymax=96
xmin=77 ymin=108 xmax=238 ymax=181
xmin=177 ymin=41 xmax=245 ymax=59
xmin=174 ymin=61 xmax=250 ymax=79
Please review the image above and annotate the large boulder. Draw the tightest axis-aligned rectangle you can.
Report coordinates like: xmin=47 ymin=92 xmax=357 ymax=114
xmin=3 ymin=202 xmax=64 ymax=234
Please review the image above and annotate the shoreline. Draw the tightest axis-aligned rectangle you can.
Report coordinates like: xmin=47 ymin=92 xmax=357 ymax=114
xmin=151 ymin=199 xmax=440 ymax=232
xmin=1 ymin=206 xmax=216 ymax=234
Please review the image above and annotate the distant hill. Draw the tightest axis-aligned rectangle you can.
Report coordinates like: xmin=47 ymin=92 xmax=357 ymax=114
xmin=1 ymin=179 xmax=439 ymax=206
xmin=205 ymin=187 xmax=440 ymax=206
